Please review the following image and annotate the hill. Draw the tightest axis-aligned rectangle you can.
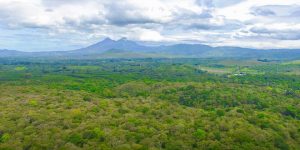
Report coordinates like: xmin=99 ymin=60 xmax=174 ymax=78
xmin=1 ymin=38 xmax=300 ymax=59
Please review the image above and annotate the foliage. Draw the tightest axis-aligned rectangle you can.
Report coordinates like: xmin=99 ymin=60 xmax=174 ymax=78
xmin=0 ymin=58 xmax=299 ymax=149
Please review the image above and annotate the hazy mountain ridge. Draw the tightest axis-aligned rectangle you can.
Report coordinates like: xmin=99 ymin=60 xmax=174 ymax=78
xmin=1 ymin=38 xmax=300 ymax=59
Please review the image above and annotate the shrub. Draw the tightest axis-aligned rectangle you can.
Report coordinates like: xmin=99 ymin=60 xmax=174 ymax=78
xmin=83 ymin=96 xmax=92 ymax=102
xmin=274 ymin=137 xmax=289 ymax=150
xmin=0 ymin=133 xmax=10 ymax=143
xmin=28 ymin=100 xmax=38 ymax=107
xmin=67 ymin=133 xmax=84 ymax=147
xmin=216 ymin=109 xmax=225 ymax=117
xmin=194 ymin=129 xmax=206 ymax=139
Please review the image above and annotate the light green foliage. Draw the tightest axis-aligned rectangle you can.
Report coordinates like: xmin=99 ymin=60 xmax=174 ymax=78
xmin=0 ymin=133 xmax=10 ymax=143
xmin=14 ymin=66 xmax=27 ymax=71
xmin=194 ymin=129 xmax=206 ymax=139
xmin=28 ymin=99 xmax=38 ymax=107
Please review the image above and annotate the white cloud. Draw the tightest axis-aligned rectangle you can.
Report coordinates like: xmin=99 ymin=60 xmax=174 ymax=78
xmin=0 ymin=0 xmax=300 ymax=51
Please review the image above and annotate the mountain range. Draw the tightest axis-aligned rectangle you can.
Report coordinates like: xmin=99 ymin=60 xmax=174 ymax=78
xmin=1 ymin=38 xmax=300 ymax=59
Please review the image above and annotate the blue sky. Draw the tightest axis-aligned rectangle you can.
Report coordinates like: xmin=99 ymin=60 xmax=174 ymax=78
xmin=0 ymin=0 xmax=300 ymax=51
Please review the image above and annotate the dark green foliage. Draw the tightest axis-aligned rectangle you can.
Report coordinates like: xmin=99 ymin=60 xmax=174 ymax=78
xmin=83 ymin=96 xmax=92 ymax=102
xmin=67 ymin=133 xmax=85 ymax=147
xmin=216 ymin=109 xmax=225 ymax=117
xmin=281 ymin=106 xmax=300 ymax=119
xmin=274 ymin=137 xmax=290 ymax=150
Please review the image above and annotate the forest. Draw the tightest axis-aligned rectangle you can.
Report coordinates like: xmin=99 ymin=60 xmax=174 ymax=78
xmin=0 ymin=58 xmax=299 ymax=150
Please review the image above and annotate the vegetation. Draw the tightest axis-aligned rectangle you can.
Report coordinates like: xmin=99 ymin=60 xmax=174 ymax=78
xmin=0 ymin=58 xmax=299 ymax=149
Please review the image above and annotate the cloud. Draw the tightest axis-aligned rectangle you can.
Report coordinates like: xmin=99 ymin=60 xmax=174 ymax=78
xmin=251 ymin=7 xmax=276 ymax=16
xmin=247 ymin=24 xmax=300 ymax=40
xmin=42 ymin=0 xmax=86 ymax=7
xmin=0 ymin=0 xmax=300 ymax=51
xmin=251 ymin=5 xmax=300 ymax=17
xmin=196 ymin=0 xmax=245 ymax=8
xmin=104 ymin=0 xmax=174 ymax=25
xmin=186 ymin=17 xmax=243 ymax=31
xmin=213 ymin=0 xmax=245 ymax=8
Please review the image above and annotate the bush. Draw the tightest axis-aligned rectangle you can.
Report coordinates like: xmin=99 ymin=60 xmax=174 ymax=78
xmin=274 ymin=137 xmax=289 ymax=150
xmin=67 ymin=133 xmax=84 ymax=147
xmin=83 ymin=128 xmax=105 ymax=141
xmin=216 ymin=109 xmax=225 ymax=117
xmin=0 ymin=133 xmax=10 ymax=143
xmin=194 ymin=129 xmax=206 ymax=139
xmin=28 ymin=100 xmax=38 ymax=107
xmin=83 ymin=96 xmax=92 ymax=102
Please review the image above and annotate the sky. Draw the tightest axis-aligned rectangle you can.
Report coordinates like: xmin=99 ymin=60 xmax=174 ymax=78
xmin=0 ymin=0 xmax=300 ymax=51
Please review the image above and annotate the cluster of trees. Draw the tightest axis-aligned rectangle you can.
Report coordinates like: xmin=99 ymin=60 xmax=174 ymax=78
xmin=0 ymin=58 xmax=299 ymax=149
xmin=1 ymin=84 xmax=299 ymax=149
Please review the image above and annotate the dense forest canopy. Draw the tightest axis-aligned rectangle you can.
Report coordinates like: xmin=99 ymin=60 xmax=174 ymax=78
xmin=0 ymin=58 xmax=299 ymax=150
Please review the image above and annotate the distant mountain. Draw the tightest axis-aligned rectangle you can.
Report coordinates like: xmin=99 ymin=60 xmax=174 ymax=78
xmin=1 ymin=38 xmax=300 ymax=59
xmin=0 ymin=49 xmax=66 ymax=58
xmin=0 ymin=49 xmax=32 ymax=57
xmin=69 ymin=38 xmax=152 ymax=55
